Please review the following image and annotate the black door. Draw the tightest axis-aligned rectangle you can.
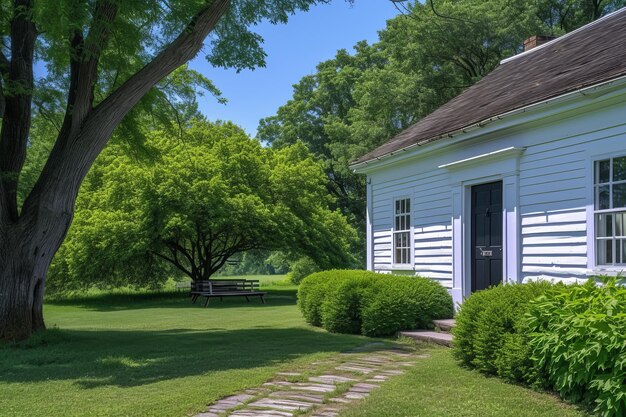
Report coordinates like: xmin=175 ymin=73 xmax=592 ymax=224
xmin=471 ymin=181 xmax=503 ymax=292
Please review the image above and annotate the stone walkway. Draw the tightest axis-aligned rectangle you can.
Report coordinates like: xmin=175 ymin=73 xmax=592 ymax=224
xmin=194 ymin=343 xmax=426 ymax=417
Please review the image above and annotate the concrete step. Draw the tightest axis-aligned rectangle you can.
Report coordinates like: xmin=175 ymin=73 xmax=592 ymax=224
xmin=399 ymin=330 xmax=453 ymax=347
xmin=432 ymin=319 xmax=456 ymax=333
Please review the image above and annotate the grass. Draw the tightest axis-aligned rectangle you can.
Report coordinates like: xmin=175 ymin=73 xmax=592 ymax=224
xmin=1 ymin=281 xmax=368 ymax=417
xmin=339 ymin=346 xmax=588 ymax=417
xmin=1 ymin=277 xmax=589 ymax=417
xmin=44 ymin=274 xmax=293 ymax=301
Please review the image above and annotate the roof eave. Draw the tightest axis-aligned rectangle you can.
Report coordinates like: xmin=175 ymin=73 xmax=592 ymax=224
xmin=350 ymin=74 xmax=626 ymax=174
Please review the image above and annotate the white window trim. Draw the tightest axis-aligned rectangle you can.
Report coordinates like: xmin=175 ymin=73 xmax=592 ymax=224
xmin=589 ymin=153 xmax=626 ymax=271
xmin=391 ymin=195 xmax=414 ymax=269
xmin=587 ymin=146 xmax=626 ymax=274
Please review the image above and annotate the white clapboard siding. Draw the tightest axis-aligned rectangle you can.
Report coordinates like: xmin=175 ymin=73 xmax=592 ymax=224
xmin=366 ymin=93 xmax=626 ymax=289
xmin=369 ymin=159 xmax=453 ymax=275
xmin=515 ymin=122 xmax=619 ymax=281
xmin=413 ymin=223 xmax=453 ymax=285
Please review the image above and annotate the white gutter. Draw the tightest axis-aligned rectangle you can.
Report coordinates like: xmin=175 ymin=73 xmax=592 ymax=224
xmin=350 ymin=74 xmax=626 ymax=172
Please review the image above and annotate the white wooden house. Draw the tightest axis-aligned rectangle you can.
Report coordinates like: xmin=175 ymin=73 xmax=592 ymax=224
xmin=351 ymin=9 xmax=626 ymax=305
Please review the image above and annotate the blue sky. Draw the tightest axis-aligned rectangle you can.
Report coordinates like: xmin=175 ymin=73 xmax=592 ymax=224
xmin=189 ymin=1 xmax=401 ymax=137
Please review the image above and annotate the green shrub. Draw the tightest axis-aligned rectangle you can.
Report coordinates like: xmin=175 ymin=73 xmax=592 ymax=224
xmin=320 ymin=273 xmax=378 ymax=334
xmin=452 ymin=282 xmax=551 ymax=380
xmin=360 ymin=276 xmax=453 ymax=337
xmin=297 ymin=270 xmax=364 ymax=326
xmin=287 ymin=256 xmax=320 ymax=285
xmin=527 ymin=277 xmax=626 ymax=417
xmin=298 ymin=270 xmax=453 ymax=337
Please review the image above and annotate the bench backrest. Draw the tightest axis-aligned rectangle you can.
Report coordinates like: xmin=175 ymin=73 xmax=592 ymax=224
xmin=192 ymin=279 xmax=260 ymax=294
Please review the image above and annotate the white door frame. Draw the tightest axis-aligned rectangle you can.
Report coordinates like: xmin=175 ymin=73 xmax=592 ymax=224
xmin=442 ymin=147 xmax=524 ymax=306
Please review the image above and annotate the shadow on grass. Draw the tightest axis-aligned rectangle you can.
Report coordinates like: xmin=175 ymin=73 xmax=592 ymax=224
xmin=46 ymin=288 xmax=299 ymax=312
xmin=0 ymin=326 xmax=369 ymax=389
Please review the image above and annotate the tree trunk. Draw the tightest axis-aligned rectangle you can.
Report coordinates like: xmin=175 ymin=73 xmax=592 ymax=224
xmin=0 ymin=223 xmax=55 ymax=341
xmin=1 ymin=179 xmax=75 ymax=342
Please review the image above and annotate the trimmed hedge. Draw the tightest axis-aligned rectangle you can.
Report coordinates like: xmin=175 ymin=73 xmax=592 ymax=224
xmin=298 ymin=270 xmax=374 ymax=327
xmin=453 ymin=281 xmax=551 ymax=380
xmin=321 ymin=273 xmax=377 ymax=334
xmin=297 ymin=270 xmax=453 ymax=337
xmin=361 ymin=275 xmax=454 ymax=336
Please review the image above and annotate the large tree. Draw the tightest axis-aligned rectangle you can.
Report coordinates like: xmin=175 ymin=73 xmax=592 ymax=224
xmin=47 ymin=120 xmax=357 ymax=293
xmin=0 ymin=0 xmax=335 ymax=341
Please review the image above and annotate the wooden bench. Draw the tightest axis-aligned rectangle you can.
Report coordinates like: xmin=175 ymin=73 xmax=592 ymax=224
xmin=190 ymin=279 xmax=266 ymax=307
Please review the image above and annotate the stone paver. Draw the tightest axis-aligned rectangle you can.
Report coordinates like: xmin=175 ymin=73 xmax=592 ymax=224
xmin=399 ymin=330 xmax=453 ymax=347
xmin=230 ymin=410 xmax=293 ymax=417
xmin=268 ymin=391 xmax=325 ymax=404
xmin=308 ymin=375 xmax=357 ymax=384
xmin=194 ymin=345 xmax=422 ymax=417
xmin=248 ymin=398 xmax=315 ymax=412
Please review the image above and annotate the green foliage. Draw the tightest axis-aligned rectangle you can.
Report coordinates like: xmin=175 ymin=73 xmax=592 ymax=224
xmin=360 ymin=276 xmax=454 ymax=337
xmin=452 ymin=282 xmax=552 ymax=380
xmin=321 ymin=272 xmax=377 ymax=334
xmin=297 ymin=270 xmax=355 ymax=326
xmin=526 ymin=277 xmax=626 ymax=417
xmin=48 ymin=120 xmax=357 ymax=293
xmin=298 ymin=270 xmax=453 ymax=336
xmin=454 ymin=278 xmax=626 ymax=416
xmin=5 ymin=0 xmax=337 ymax=212
xmin=287 ymin=256 xmax=320 ymax=285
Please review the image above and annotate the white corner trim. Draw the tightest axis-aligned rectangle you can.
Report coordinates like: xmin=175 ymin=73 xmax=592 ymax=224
xmin=438 ymin=147 xmax=526 ymax=170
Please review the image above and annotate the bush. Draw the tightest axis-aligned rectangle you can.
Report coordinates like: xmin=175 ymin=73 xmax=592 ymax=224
xmin=321 ymin=273 xmax=378 ymax=334
xmin=298 ymin=270 xmax=454 ymax=337
xmin=287 ymin=257 xmax=320 ymax=285
xmin=453 ymin=282 xmax=552 ymax=380
xmin=297 ymin=270 xmax=357 ymax=326
xmin=360 ymin=276 xmax=453 ymax=337
xmin=527 ymin=277 xmax=626 ymax=417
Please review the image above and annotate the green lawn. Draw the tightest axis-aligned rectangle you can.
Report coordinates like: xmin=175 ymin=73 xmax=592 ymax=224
xmin=1 ymin=279 xmax=588 ymax=417
xmin=340 ymin=346 xmax=588 ymax=417
xmin=1 ymin=282 xmax=368 ymax=417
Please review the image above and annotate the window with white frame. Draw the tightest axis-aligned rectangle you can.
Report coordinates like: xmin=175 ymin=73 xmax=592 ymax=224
xmin=393 ymin=198 xmax=411 ymax=265
xmin=594 ymin=156 xmax=626 ymax=266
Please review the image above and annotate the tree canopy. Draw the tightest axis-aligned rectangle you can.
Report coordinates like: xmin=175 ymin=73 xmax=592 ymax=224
xmin=48 ymin=120 xmax=357 ymax=293
xmin=257 ymin=0 xmax=625 ymax=256
xmin=0 ymin=0 xmax=345 ymax=341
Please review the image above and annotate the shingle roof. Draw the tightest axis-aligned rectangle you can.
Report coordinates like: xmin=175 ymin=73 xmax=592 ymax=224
xmin=353 ymin=8 xmax=626 ymax=166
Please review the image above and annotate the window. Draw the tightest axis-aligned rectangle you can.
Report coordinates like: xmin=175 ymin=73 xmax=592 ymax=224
xmin=393 ymin=198 xmax=411 ymax=265
xmin=594 ymin=156 xmax=626 ymax=266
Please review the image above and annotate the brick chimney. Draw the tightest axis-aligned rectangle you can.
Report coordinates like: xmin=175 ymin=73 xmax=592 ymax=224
xmin=523 ymin=35 xmax=557 ymax=52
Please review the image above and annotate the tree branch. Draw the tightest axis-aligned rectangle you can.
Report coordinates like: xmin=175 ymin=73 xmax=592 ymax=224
xmin=0 ymin=50 xmax=8 ymax=118
xmin=21 ymin=0 xmax=230 ymax=222
xmin=72 ymin=1 xmax=119 ymax=125
xmin=91 ymin=0 xmax=230 ymax=135
xmin=57 ymin=1 xmax=118 ymax=142
xmin=151 ymin=250 xmax=193 ymax=279
xmin=0 ymin=51 xmax=8 ymax=75
xmin=0 ymin=0 xmax=37 ymax=222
